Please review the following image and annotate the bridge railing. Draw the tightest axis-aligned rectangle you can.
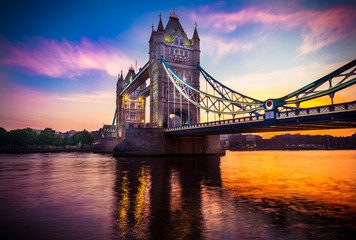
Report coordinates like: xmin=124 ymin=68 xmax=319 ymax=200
xmin=165 ymin=101 xmax=356 ymax=132
xmin=277 ymin=102 xmax=356 ymax=119
xmin=165 ymin=114 xmax=265 ymax=131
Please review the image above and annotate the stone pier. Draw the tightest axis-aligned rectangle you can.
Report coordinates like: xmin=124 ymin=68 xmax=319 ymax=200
xmin=113 ymin=128 xmax=225 ymax=157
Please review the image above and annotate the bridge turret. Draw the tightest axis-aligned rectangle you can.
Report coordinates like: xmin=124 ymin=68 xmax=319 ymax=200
xmin=116 ymin=70 xmax=124 ymax=137
xmin=192 ymin=22 xmax=200 ymax=70
xmin=116 ymin=70 xmax=124 ymax=93
xmin=157 ymin=13 xmax=164 ymax=32
xmin=149 ymin=14 xmax=165 ymax=60
xmin=149 ymin=10 xmax=201 ymax=128
xmin=123 ymin=66 xmax=136 ymax=88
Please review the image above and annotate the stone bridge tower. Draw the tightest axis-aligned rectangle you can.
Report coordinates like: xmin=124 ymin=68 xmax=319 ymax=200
xmin=149 ymin=10 xmax=200 ymax=128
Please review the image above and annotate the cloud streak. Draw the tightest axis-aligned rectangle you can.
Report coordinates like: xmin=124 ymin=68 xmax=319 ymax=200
xmin=195 ymin=6 xmax=356 ymax=56
xmin=201 ymin=35 xmax=254 ymax=61
xmin=0 ymin=37 xmax=134 ymax=78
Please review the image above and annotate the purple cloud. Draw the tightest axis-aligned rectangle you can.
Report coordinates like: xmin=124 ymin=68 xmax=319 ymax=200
xmin=0 ymin=37 xmax=134 ymax=78
xmin=194 ymin=5 xmax=356 ymax=55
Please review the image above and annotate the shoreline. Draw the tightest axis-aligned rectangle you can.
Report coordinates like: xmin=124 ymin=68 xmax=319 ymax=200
xmin=0 ymin=146 xmax=94 ymax=154
xmin=1 ymin=148 xmax=355 ymax=154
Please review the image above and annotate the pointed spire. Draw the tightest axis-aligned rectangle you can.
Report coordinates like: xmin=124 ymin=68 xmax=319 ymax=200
xmin=157 ymin=13 xmax=164 ymax=32
xmin=193 ymin=22 xmax=200 ymax=40
xmin=170 ymin=8 xmax=179 ymax=19
xmin=129 ymin=64 xmax=134 ymax=71
xmin=117 ymin=70 xmax=124 ymax=90
xmin=118 ymin=70 xmax=123 ymax=81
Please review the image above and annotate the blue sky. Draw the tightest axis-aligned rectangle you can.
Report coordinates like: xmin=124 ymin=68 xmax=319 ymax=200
xmin=0 ymin=0 xmax=355 ymax=135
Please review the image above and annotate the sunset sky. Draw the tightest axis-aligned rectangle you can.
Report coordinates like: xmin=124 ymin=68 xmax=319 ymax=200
xmin=0 ymin=0 xmax=355 ymax=136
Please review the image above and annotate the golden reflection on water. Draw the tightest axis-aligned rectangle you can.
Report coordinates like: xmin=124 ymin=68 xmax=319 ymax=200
xmin=133 ymin=168 xmax=148 ymax=238
xmin=220 ymin=150 xmax=356 ymax=217
xmin=2 ymin=152 xmax=353 ymax=239
xmin=115 ymin=162 xmax=150 ymax=239
xmin=111 ymin=153 xmax=356 ymax=239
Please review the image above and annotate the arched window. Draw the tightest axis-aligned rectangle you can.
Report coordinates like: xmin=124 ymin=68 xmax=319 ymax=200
xmin=175 ymin=38 xmax=178 ymax=45
xmin=180 ymin=38 xmax=183 ymax=46
xmin=130 ymin=103 xmax=135 ymax=109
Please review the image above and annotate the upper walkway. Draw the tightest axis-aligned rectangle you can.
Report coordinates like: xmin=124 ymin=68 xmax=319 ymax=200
xmin=120 ymin=61 xmax=149 ymax=96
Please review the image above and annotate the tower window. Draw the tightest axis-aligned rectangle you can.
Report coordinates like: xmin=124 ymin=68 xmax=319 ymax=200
xmin=130 ymin=103 xmax=135 ymax=109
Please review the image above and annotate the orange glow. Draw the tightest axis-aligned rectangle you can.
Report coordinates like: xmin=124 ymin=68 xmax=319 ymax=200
xmin=220 ymin=150 xmax=356 ymax=217
xmin=259 ymin=129 xmax=356 ymax=139
xmin=0 ymin=82 xmax=115 ymax=132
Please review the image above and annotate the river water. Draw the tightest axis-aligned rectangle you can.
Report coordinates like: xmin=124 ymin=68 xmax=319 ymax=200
xmin=0 ymin=151 xmax=355 ymax=240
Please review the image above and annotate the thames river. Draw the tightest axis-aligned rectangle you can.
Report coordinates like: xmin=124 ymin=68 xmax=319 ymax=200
xmin=0 ymin=151 xmax=355 ymax=239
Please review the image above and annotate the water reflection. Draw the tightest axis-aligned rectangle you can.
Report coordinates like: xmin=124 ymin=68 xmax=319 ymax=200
xmin=113 ymin=151 xmax=356 ymax=240
xmin=113 ymin=156 xmax=221 ymax=239
xmin=1 ymin=152 xmax=354 ymax=239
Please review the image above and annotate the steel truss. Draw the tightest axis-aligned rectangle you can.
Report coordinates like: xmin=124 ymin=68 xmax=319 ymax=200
xmin=198 ymin=64 xmax=302 ymax=113
xmin=162 ymin=57 xmax=264 ymax=116
xmin=163 ymin=57 xmax=355 ymax=121
xmin=273 ymin=59 xmax=356 ymax=109
xmin=198 ymin=64 xmax=262 ymax=104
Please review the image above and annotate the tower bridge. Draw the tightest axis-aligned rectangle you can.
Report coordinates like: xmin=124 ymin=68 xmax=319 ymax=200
xmin=111 ymin=10 xmax=356 ymax=156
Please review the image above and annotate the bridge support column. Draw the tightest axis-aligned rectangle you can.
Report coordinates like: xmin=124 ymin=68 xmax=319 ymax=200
xmin=166 ymin=135 xmax=224 ymax=155
xmin=113 ymin=128 xmax=225 ymax=157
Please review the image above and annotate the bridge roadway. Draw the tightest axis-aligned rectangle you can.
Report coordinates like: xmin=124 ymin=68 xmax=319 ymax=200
xmin=165 ymin=101 xmax=356 ymax=135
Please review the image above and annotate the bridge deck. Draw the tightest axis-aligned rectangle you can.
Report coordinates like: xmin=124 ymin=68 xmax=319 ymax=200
xmin=165 ymin=102 xmax=356 ymax=135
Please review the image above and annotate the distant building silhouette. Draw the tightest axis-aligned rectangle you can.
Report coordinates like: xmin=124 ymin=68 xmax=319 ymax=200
xmin=223 ymin=133 xmax=356 ymax=150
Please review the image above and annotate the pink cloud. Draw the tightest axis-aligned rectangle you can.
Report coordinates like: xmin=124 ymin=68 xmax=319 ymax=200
xmin=194 ymin=6 xmax=356 ymax=55
xmin=0 ymin=37 xmax=134 ymax=78
xmin=297 ymin=7 xmax=356 ymax=56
